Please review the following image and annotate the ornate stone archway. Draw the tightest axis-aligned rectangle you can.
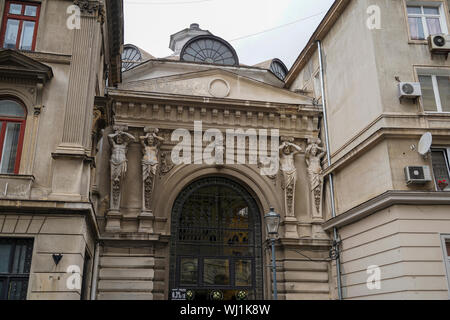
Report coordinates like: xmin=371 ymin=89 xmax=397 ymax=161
xmin=169 ymin=176 xmax=264 ymax=300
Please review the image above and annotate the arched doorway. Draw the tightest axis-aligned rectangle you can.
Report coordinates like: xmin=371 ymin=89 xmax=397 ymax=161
xmin=169 ymin=176 xmax=263 ymax=300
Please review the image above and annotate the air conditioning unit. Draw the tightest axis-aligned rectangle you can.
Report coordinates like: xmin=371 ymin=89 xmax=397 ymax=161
xmin=428 ymin=34 xmax=450 ymax=53
xmin=404 ymin=166 xmax=432 ymax=185
xmin=398 ymin=82 xmax=422 ymax=99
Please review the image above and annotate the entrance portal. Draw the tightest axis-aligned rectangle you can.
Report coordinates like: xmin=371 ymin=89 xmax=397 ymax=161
xmin=169 ymin=177 xmax=263 ymax=300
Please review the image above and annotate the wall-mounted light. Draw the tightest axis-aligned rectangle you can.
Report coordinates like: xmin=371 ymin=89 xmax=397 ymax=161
xmin=52 ymin=253 xmax=63 ymax=266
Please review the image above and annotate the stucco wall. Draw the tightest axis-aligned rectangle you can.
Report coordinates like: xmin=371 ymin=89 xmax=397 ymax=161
xmin=0 ymin=213 xmax=94 ymax=299
xmin=337 ymin=204 xmax=450 ymax=299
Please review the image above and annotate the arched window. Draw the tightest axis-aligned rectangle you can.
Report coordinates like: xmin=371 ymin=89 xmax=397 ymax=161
xmin=180 ymin=35 xmax=239 ymax=66
xmin=0 ymin=99 xmax=26 ymax=174
xmin=121 ymin=44 xmax=142 ymax=72
xmin=270 ymin=59 xmax=288 ymax=81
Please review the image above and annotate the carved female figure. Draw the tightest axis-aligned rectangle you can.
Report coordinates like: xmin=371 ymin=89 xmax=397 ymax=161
xmin=140 ymin=127 xmax=164 ymax=211
xmin=108 ymin=127 xmax=135 ymax=210
xmin=305 ymin=139 xmax=326 ymax=189
xmin=279 ymin=138 xmax=302 ymax=217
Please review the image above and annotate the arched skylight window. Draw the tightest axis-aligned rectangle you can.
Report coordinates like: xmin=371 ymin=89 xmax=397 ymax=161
xmin=180 ymin=35 xmax=239 ymax=66
xmin=121 ymin=44 xmax=142 ymax=72
xmin=270 ymin=59 xmax=288 ymax=81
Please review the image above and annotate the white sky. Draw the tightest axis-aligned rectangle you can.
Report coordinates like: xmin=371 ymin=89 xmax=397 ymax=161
xmin=124 ymin=0 xmax=335 ymax=69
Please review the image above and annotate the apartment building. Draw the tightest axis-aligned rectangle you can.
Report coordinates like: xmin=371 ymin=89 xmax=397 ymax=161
xmin=286 ymin=0 xmax=450 ymax=299
xmin=0 ymin=0 xmax=123 ymax=299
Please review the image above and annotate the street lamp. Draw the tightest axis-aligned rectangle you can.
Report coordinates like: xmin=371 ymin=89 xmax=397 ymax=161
xmin=264 ymin=207 xmax=280 ymax=300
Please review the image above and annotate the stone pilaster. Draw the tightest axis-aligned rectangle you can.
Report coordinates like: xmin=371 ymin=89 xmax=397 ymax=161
xmin=50 ymin=1 xmax=103 ymax=200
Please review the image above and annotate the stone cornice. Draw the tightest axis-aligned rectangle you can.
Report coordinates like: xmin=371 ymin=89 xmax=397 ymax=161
xmin=0 ymin=199 xmax=100 ymax=238
xmin=285 ymin=0 xmax=351 ymax=87
xmin=322 ymin=190 xmax=450 ymax=231
xmin=21 ymin=51 xmax=71 ymax=65
xmin=0 ymin=49 xmax=53 ymax=84
xmin=321 ymin=114 xmax=450 ymax=176
xmin=109 ymin=94 xmax=322 ymax=137
xmin=108 ymin=88 xmax=318 ymax=110
xmin=105 ymin=0 xmax=123 ymax=86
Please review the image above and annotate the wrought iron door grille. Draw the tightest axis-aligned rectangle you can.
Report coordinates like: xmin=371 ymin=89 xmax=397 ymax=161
xmin=170 ymin=177 xmax=263 ymax=300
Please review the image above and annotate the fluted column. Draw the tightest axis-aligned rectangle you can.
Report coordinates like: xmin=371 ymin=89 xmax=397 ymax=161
xmin=58 ymin=0 xmax=102 ymax=153
xmin=50 ymin=1 xmax=103 ymax=200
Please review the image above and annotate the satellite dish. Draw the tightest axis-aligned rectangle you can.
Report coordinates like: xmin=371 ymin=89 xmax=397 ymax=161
xmin=418 ymin=132 xmax=432 ymax=156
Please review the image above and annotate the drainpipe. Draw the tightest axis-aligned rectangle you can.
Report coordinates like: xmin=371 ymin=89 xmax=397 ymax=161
xmin=317 ymin=40 xmax=343 ymax=300
xmin=90 ymin=241 xmax=100 ymax=300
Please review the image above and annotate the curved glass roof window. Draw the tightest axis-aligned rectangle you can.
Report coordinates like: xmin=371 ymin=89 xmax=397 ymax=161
xmin=180 ymin=35 xmax=239 ymax=66
xmin=121 ymin=44 xmax=142 ymax=72
xmin=270 ymin=59 xmax=288 ymax=81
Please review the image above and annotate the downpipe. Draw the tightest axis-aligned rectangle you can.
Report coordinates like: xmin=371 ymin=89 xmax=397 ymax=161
xmin=90 ymin=241 xmax=100 ymax=300
xmin=317 ymin=40 xmax=343 ymax=300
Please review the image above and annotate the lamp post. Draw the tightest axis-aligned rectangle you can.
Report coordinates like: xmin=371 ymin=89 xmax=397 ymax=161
xmin=264 ymin=207 xmax=280 ymax=300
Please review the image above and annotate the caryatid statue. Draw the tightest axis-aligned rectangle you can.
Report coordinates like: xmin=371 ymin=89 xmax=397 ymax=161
xmin=279 ymin=137 xmax=302 ymax=217
xmin=108 ymin=126 xmax=135 ymax=211
xmin=140 ymin=126 xmax=164 ymax=211
xmin=305 ymin=138 xmax=326 ymax=215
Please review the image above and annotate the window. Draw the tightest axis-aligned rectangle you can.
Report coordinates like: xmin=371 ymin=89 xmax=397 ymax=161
xmin=0 ymin=99 xmax=27 ymax=174
xmin=0 ymin=238 xmax=33 ymax=300
xmin=431 ymin=148 xmax=450 ymax=191
xmin=406 ymin=3 xmax=448 ymax=40
xmin=418 ymin=71 xmax=450 ymax=112
xmin=0 ymin=1 xmax=40 ymax=50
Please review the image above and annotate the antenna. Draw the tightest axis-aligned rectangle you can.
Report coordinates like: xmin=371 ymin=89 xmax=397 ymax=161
xmin=418 ymin=132 xmax=433 ymax=159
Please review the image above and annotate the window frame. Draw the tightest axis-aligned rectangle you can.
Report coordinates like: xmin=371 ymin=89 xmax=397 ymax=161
xmin=0 ymin=237 xmax=34 ymax=300
xmin=431 ymin=147 xmax=450 ymax=191
xmin=440 ymin=234 xmax=450 ymax=298
xmin=416 ymin=68 xmax=450 ymax=113
xmin=405 ymin=1 xmax=449 ymax=41
xmin=0 ymin=97 xmax=27 ymax=174
xmin=0 ymin=0 xmax=41 ymax=51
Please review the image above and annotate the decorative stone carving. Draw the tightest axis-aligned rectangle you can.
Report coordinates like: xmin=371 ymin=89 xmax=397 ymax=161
xmin=108 ymin=126 xmax=135 ymax=211
xmin=305 ymin=138 xmax=326 ymax=217
xmin=73 ymin=0 xmax=101 ymax=15
xmin=160 ymin=151 xmax=175 ymax=176
xmin=140 ymin=127 xmax=164 ymax=212
xmin=279 ymin=137 xmax=302 ymax=218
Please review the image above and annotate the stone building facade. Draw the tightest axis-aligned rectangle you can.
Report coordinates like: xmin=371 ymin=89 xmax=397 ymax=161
xmin=1 ymin=0 xmax=449 ymax=301
xmin=287 ymin=0 xmax=450 ymax=299
xmin=0 ymin=0 xmax=122 ymax=299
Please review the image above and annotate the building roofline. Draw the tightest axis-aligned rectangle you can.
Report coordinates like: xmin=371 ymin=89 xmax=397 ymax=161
xmin=284 ymin=0 xmax=351 ymax=87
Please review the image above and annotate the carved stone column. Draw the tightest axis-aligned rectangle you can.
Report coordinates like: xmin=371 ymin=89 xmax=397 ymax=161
xmin=59 ymin=0 xmax=103 ymax=152
xmin=138 ymin=127 xmax=164 ymax=233
xmin=105 ymin=126 xmax=135 ymax=232
xmin=279 ymin=137 xmax=302 ymax=238
xmin=305 ymin=138 xmax=326 ymax=221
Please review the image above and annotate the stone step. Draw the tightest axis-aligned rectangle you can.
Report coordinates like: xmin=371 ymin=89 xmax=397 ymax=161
xmin=280 ymin=260 xmax=329 ymax=272
xmin=278 ymin=271 xmax=329 ymax=283
xmin=99 ymin=268 xmax=154 ymax=280
xmin=99 ymin=256 xmax=155 ymax=268
xmin=277 ymin=281 xmax=330 ymax=293
xmin=97 ymin=292 xmax=153 ymax=300
xmin=279 ymin=292 xmax=331 ymax=300
xmin=98 ymin=279 xmax=154 ymax=291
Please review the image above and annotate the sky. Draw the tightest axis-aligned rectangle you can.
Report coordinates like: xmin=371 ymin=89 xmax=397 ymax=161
xmin=123 ymin=0 xmax=335 ymax=69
